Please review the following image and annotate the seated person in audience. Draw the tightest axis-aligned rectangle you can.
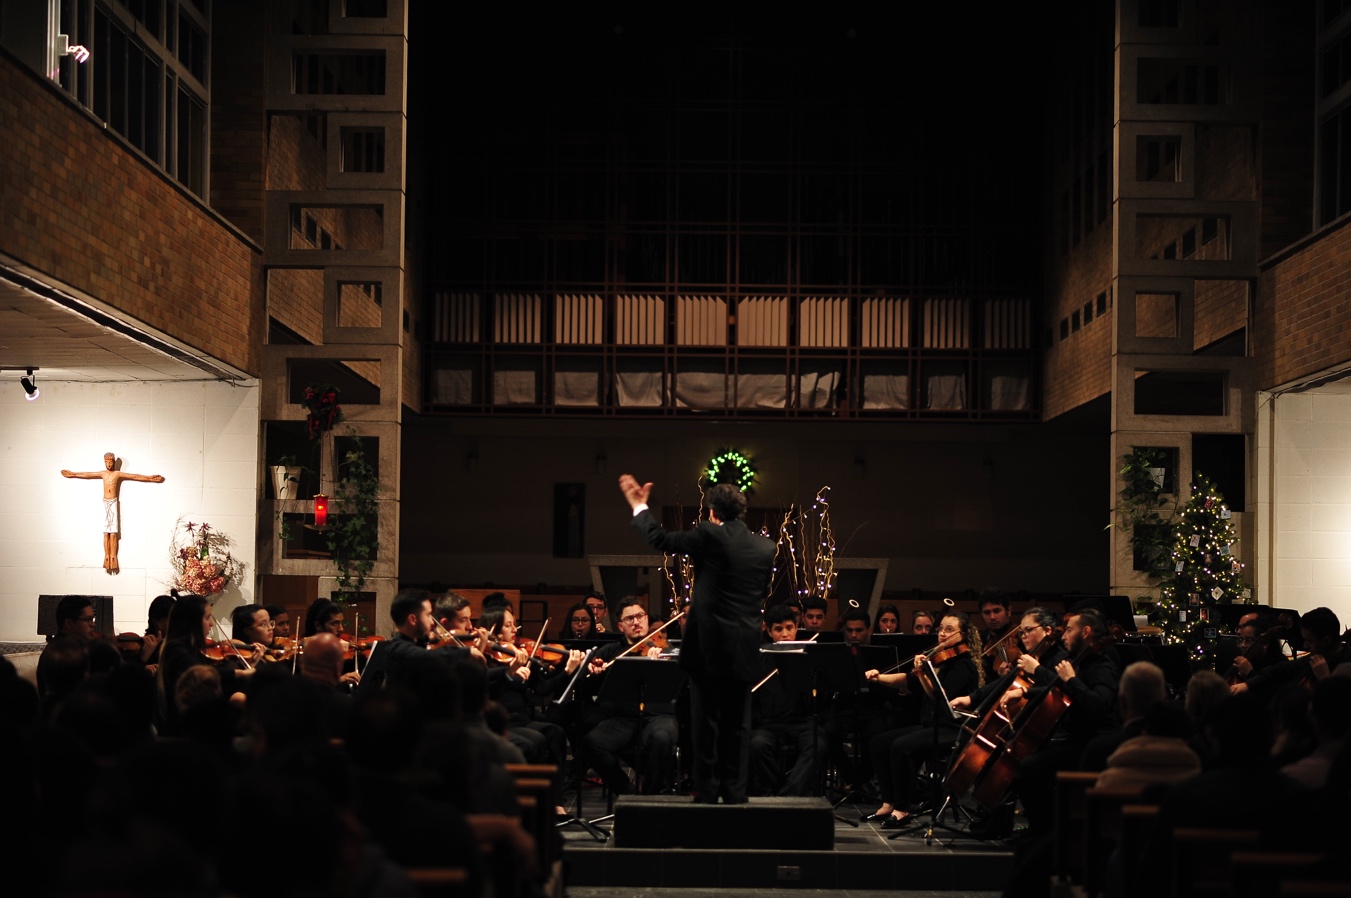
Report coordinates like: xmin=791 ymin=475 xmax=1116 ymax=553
xmin=580 ymin=599 xmax=678 ymax=795
xmin=749 ymin=605 xmax=826 ymax=797
xmin=1281 ymin=674 xmax=1351 ymax=791
xmin=1093 ymin=701 xmax=1201 ymax=794
xmin=1081 ymin=661 xmax=1170 ymax=771
xmin=300 ymin=631 xmax=362 ymax=703
xmin=37 ymin=637 xmax=90 ymax=712
xmin=910 ymin=610 xmax=936 ymax=636
xmin=1183 ymin=669 xmax=1230 ymax=767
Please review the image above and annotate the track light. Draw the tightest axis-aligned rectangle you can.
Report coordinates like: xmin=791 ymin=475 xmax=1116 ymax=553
xmin=20 ymin=368 xmax=39 ymax=401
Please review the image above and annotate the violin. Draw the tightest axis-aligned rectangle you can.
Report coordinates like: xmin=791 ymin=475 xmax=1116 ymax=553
xmin=984 ymin=626 xmax=1023 ymax=675
xmin=262 ymin=636 xmax=300 ymax=662
xmin=912 ymin=640 xmax=971 ymax=695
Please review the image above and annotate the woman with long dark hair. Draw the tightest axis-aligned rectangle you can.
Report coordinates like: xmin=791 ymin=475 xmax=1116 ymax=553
xmin=863 ymin=610 xmax=983 ymax=827
xmin=155 ymin=594 xmax=255 ymax=734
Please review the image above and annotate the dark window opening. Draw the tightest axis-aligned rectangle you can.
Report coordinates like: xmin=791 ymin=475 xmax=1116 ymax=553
xmin=1134 ymin=370 xmax=1226 ymax=416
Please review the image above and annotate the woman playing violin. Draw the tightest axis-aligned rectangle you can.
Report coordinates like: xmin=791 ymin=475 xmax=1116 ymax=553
xmin=480 ymin=606 xmax=586 ymax=812
xmin=155 ymin=594 xmax=255 ymax=735
xmin=229 ymin=604 xmax=275 ymax=666
xmin=862 ymin=611 xmax=982 ymax=827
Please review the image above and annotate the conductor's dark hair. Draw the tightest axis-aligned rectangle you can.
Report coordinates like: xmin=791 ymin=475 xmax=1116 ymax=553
xmin=706 ymin=483 xmax=747 ymax=522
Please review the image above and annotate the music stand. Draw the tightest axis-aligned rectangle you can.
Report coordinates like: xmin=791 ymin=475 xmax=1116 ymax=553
xmin=591 ymin=657 xmax=686 ymax=813
xmin=889 ymin=655 xmax=980 ymax=845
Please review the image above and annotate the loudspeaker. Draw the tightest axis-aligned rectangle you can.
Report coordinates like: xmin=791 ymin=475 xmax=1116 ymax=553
xmin=37 ymin=595 xmax=114 ymax=638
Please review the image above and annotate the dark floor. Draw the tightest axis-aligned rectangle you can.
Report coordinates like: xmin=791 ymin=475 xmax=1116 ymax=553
xmin=560 ymin=791 xmax=1016 ymax=893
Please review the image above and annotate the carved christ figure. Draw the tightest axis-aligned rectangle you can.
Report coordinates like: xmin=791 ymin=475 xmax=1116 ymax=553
xmin=61 ymin=452 xmax=165 ymax=574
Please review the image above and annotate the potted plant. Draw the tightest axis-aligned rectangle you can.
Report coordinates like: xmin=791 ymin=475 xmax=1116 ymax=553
xmin=270 ymin=454 xmax=304 ymax=501
xmin=327 ymin=434 xmax=380 ymax=596
xmin=1116 ymin=446 xmax=1177 ymax=577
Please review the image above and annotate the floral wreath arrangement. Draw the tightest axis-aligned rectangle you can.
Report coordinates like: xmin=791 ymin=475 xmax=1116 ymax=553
xmin=703 ymin=448 xmax=757 ymax=495
xmin=169 ymin=518 xmax=245 ymax=596
xmin=302 ymin=383 xmax=343 ymax=439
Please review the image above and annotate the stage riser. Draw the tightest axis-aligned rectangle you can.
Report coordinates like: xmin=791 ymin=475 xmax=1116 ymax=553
xmin=564 ymin=847 xmax=1014 ymax=890
xmin=612 ymin=796 xmax=833 ymax=849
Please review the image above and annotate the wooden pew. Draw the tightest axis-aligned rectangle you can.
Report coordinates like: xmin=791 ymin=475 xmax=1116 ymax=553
xmin=1230 ymin=851 xmax=1329 ymax=898
xmin=405 ymin=867 xmax=470 ymax=898
xmin=505 ymin=762 xmax=564 ymax=898
xmin=1051 ymin=770 xmax=1102 ymax=890
xmin=1170 ymin=827 xmax=1261 ymax=898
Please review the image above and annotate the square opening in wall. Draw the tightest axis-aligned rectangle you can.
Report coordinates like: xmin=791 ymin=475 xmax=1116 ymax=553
xmin=288 ymin=359 xmax=381 ymax=405
xmin=1133 ymin=370 xmax=1225 ymax=416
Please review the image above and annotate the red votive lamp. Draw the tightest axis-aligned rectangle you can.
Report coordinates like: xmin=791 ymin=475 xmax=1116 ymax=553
xmin=313 ymin=493 xmax=329 ymax=528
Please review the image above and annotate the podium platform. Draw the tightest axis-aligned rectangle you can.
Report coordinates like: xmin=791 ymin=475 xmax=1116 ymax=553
xmin=612 ymin=795 xmax=834 ymax=849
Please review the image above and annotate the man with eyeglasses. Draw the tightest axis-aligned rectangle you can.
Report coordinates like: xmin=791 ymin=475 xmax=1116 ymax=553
xmin=579 ymin=599 xmax=679 ymax=795
xmin=37 ymin=596 xmax=99 ymax=700
xmin=620 ymin=474 xmax=776 ymax=805
xmin=584 ymin=593 xmax=610 ymax=634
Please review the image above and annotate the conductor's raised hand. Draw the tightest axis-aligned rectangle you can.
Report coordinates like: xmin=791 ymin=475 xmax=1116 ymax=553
xmin=618 ymin=474 xmax=653 ymax=510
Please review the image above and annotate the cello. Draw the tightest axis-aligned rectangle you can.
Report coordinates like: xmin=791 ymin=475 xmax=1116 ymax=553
xmin=944 ymin=625 xmax=1064 ymax=799
xmin=970 ymin=628 xmax=1112 ymax=811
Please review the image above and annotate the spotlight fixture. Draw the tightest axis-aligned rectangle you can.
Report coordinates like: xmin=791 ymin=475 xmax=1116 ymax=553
xmin=20 ymin=368 xmax=39 ymax=401
xmin=57 ymin=34 xmax=91 ymax=64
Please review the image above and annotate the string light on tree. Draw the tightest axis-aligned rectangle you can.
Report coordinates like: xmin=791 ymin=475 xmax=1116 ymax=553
xmin=1151 ymin=473 xmax=1252 ymax=663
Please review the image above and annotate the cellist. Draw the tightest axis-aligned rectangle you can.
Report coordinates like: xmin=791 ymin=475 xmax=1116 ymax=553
xmin=951 ymin=607 xmax=1067 ymax=718
xmin=1234 ymin=606 xmax=1348 ymax=698
xmin=968 ymin=607 xmax=1119 ymax=840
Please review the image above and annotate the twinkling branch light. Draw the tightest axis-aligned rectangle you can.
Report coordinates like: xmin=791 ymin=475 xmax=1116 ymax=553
xmin=769 ymin=486 xmax=836 ymax=604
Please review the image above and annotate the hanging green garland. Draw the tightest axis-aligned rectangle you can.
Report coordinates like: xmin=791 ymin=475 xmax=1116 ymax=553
xmin=704 ymin=449 xmax=757 ymax=494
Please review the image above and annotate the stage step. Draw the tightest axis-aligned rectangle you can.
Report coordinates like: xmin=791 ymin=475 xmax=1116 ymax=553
xmin=611 ymin=795 xmax=835 ymax=849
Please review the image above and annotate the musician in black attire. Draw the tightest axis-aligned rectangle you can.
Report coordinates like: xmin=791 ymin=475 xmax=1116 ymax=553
xmin=579 ymin=599 xmax=680 ymax=795
xmin=622 ymin=475 xmax=775 ymax=805
xmin=863 ymin=610 xmax=982 ymax=827
xmin=748 ymin=605 xmax=826 ymax=797
xmin=1235 ymin=606 xmax=1348 ymax=699
xmin=977 ymin=589 xmax=1016 ymax=679
xmin=1007 ymin=609 xmax=1120 ymax=838
xmin=1224 ymin=615 xmax=1287 ymax=687
xmin=953 ymin=607 xmax=1067 ymax=715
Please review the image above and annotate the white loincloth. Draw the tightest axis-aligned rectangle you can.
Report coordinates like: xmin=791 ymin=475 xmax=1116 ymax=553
xmin=103 ymin=499 xmax=120 ymax=534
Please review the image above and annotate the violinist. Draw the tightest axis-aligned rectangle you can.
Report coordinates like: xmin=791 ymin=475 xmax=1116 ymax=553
xmin=432 ymin=590 xmax=491 ymax=656
xmin=303 ymin=599 xmax=346 ymax=638
xmin=952 ymin=607 xmax=1067 ymax=717
xmin=977 ymin=591 xmax=1016 ymax=678
xmin=264 ymin=604 xmax=292 ymax=640
xmin=155 ymin=594 xmax=255 ymax=736
xmin=377 ymin=589 xmax=473 ymax=690
xmin=862 ymin=611 xmax=981 ymax=827
xmin=228 ymin=604 xmax=273 ymax=667
xmin=1236 ymin=606 xmax=1348 ymax=698
xmin=579 ymin=599 xmax=680 ymax=796
xmin=480 ymin=605 xmax=585 ymax=808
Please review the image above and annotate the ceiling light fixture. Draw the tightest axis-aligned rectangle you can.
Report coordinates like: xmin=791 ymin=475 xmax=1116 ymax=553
xmin=20 ymin=368 xmax=39 ymax=401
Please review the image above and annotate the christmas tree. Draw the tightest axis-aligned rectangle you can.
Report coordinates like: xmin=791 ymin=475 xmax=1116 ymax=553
xmin=1152 ymin=474 xmax=1253 ymax=663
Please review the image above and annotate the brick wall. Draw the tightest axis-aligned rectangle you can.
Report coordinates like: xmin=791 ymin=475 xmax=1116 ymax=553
xmin=1257 ymin=217 xmax=1351 ymax=389
xmin=1043 ymin=225 xmax=1113 ymax=420
xmin=0 ymin=53 xmax=263 ymax=376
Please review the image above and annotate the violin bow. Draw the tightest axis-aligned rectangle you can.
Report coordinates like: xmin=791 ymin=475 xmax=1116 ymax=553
xmin=528 ymin=619 xmax=549 ymax=661
xmin=212 ymin=620 xmax=253 ymax=670
xmin=603 ymin=610 xmax=686 ymax=669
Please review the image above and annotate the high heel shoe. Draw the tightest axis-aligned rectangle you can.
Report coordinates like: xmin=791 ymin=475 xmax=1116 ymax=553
xmin=860 ymin=805 xmax=892 ymax=822
xmin=880 ymin=812 xmax=912 ymax=829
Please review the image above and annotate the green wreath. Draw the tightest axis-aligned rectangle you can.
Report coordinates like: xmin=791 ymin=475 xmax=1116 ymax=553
xmin=704 ymin=449 xmax=756 ymax=495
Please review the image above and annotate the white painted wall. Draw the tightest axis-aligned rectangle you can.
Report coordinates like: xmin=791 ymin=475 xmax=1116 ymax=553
xmin=0 ymin=379 xmax=260 ymax=642
xmin=1257 ymin=388 xmax=1351 ymax=625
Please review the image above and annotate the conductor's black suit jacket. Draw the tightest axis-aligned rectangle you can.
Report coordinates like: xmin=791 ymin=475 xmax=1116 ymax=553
xmin=632 ymin=509 xmax=775 ymax=684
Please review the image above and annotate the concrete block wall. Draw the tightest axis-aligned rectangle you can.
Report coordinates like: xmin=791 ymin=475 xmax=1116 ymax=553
xmin=1256 ymin=390 xmax=1351 ymax=621
xmin=0 ymin=380 xmax=260 ymax=642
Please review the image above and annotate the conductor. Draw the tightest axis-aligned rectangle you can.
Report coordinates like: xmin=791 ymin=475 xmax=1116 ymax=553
xmin=620 ymin=474 xmax=775 ymax=804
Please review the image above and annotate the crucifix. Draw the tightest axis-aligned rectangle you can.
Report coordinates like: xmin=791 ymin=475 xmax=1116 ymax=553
xmin=61 ymin=452 xmax=165 ymax=574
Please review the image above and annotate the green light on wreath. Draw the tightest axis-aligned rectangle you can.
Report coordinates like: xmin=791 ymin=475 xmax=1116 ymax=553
xmin=705 ymin=449 xmax=757 ymax=495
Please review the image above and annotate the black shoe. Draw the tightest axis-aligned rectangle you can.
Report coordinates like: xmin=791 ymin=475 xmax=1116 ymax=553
xmin=880 ymin=812 xmax=913 ymax=829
